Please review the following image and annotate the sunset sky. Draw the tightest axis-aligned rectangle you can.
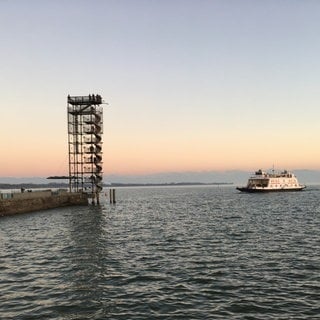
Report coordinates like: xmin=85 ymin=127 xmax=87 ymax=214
xmin=1 ymin=0 xmax=320 ymax=178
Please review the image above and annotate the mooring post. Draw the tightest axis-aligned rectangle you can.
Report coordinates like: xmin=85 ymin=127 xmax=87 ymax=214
xmin=113 ymin=188 xmax=116 ymax=204
xmin=96 ymin=192 xmax=100 ymax=205
xmin=109 ymin=188 xmax=116 ymax=204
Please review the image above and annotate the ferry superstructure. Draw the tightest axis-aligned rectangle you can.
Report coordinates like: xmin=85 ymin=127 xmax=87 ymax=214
xmin=237 ymin=169 xmax=306 ymax=193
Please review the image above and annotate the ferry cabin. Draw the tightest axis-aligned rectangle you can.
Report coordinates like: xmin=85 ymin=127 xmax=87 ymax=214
xmin=247 ymin=171 xmax=300 ymax=189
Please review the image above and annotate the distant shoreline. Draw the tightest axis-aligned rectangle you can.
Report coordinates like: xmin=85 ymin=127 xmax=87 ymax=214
xmin=108 ymin=182 xmax=233 ymax=187
xmin=0 ymin=182 xmax=233 ymax=190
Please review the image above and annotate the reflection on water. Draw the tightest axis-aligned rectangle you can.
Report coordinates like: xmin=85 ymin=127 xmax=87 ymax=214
xmin=0 ymin=186 xmax=319 ymax=319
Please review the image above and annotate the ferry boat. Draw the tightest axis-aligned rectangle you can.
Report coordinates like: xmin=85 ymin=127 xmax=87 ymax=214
xmin=237 ymin=169 xmax=306 ymax=193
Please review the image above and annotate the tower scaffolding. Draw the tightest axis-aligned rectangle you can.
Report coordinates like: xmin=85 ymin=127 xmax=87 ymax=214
xmin=67 ymin=94 xmax=104 ymax=203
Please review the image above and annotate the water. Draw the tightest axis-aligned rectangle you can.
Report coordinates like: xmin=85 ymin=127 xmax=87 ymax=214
xmin=0 ymin=186 xmax=319 ymax=319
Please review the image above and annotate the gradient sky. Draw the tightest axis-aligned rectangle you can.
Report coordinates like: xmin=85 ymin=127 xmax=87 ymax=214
xmin=1 ymin=0 xmax=320 ymax=177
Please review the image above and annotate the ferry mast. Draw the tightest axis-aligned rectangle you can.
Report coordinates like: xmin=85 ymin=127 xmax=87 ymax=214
xmin=67 ymin=94 xmax=104 ymax=202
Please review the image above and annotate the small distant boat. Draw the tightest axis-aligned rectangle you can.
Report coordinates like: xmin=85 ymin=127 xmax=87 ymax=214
xmin=237 ymin=169 xmax=306 ymax=193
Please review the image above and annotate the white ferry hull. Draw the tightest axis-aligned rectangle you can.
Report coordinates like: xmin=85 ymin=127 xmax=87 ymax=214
xmin=236 ymin=186 xmax=306 ymax=193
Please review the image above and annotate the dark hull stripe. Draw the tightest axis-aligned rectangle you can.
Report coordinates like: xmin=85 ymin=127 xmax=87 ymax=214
xmin=236 ymin=187 xmax=306 ymax=193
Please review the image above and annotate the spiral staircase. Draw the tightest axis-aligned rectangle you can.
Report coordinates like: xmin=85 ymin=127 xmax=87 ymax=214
xmin=67 ymin=95 xmax=105 ymax=203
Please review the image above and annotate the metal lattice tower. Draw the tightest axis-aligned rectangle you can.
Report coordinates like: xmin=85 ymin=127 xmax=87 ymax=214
xmin=67 ymin=94 xmax=104 ymax=202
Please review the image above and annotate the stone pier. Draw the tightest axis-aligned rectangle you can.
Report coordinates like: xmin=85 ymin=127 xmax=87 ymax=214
xmin=0 ymin=189 xmax=88 ymax=217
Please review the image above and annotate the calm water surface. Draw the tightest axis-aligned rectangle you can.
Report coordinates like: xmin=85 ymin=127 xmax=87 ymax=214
xmin=0 ymin=186 xmax=319 ymax=319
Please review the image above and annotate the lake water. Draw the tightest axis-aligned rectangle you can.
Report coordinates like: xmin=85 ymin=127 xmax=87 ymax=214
xmin=0 ymin=186 xmax=319 ymax=319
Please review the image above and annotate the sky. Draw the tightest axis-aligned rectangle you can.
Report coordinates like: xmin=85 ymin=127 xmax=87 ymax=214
xmin=1 ymin=0 xmax=320 ymax=179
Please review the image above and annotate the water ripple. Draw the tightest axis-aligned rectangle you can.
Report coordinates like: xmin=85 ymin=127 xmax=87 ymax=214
xmin=0 ymin=187 xmax=319 ymax=319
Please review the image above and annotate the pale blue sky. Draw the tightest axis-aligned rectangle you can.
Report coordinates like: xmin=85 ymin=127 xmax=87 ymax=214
xmin=1 ymin=0 xmax=320 ymax=177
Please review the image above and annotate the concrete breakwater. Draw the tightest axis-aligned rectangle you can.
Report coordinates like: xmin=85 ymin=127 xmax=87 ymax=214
xmin=0 ymin=189 xmax=88 ymax=217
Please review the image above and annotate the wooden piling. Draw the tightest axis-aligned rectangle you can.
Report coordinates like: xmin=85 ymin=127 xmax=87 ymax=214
xmin=113 ymin=188 xmax=116 ymax=204
xmin=109 ymin=188 xmax=116 ymax=204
